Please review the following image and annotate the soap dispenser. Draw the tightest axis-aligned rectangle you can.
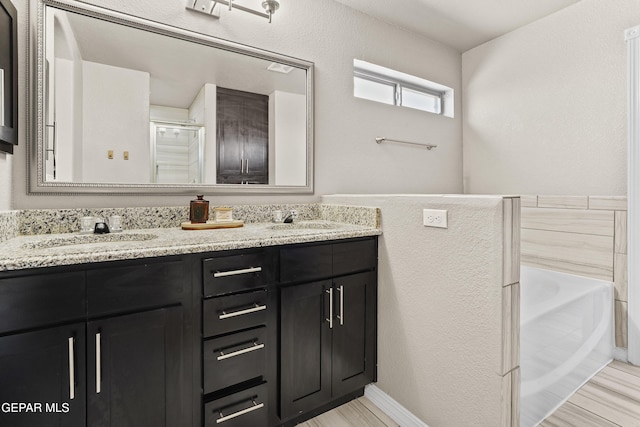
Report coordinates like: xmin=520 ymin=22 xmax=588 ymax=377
xmin=190 ymin=195 xmax=209 ymax=224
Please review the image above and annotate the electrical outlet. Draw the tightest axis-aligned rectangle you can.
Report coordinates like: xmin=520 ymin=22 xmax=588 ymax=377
xmin=423 ymin=209 xmax=448 ymax=229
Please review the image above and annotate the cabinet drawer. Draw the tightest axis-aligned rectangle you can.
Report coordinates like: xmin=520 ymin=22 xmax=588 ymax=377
xmin=203 ymin=252 xmax=272 ymax=297
xmin=333 ymin=238 xmax=377 ymax=276
xmin=0 ymin=271 xmax=85 ymax=334
xmin=203 ymin=290 xmax=267 ymax=338
xmin=204 ymin=326 xmax=266 ymax=393
xmin=280 ymin=243 xmax=332 ymax=283
xmin=204 ymin=382 xmax=268 ymax=427
xmin=87 ymin=259 xmax=187 ymax=317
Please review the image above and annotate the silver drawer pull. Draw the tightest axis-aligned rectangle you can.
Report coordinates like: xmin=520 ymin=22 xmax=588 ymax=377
xmin=68 ymin=337 xmax=75 ymax=400
xmin=325 ymin=288 xmax=333 ymax=329
xmin=219 ymin=303 xmax=267 ymax=320
xmin=96 ymin=333 xmax=101 ymax=394
xmin=216 ymin=400 xmax=264 ymax=424
xmin=337 ymin=285 xmax=344 ymax=326
xmin=217 ymin=342 xmax=265 ymax=361
xmin=213 ymin=266 xmax=262 ymax=278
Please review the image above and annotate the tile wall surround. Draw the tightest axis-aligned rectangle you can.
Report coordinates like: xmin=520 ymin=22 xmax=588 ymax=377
xmin=501 ymin=197 xmax=521 ymax=427
xmin=521 ymin=195 xmax=628 ymax=348
xmin=0 ymin=203 xmax=380 ymax=239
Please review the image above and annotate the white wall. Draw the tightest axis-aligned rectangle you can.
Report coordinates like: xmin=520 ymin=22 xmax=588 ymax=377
xmin=10 ymin=0 xmax=462 ymax=209
xmin=188 ymin=83 xmax=217 ymax=184
xmin=54 ymin=58 xmax=75 ymax=181
xmin=270 ymin=91 xmax=306 ymax=186
xmin=50 ymin=9 xmax=84 ymax=182
xmin=0 ymin=153 xmax=11 ymax=210
xmin=323 ymin=194 xmax=516 ymax=427
xmin=81 ymin=61 xmax=150 ymax=183
xmin=462 ymin=0 xmax=640 ymax=196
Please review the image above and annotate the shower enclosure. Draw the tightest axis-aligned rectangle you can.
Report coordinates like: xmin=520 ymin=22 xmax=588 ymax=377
xmin=150 ymin=121 xmax=204 ymax=184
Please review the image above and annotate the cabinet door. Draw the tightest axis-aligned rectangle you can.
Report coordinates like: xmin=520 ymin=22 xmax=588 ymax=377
xmin=216 ymin=89 xmax=244 ymax=181
xmin=243 ymin=94 xmax=268 ymax=183
xmin=280 ymin=280 xmax=332 ymax=420
xmin=87 ymin=307 xmax=184 ymax=427
xmin=332 ymin=271 xmax=377 ymax=397
xmin=216 ymin=87 xmax=268 ymax=184
xmin=0 ymin=323 xmax=86 ymax=427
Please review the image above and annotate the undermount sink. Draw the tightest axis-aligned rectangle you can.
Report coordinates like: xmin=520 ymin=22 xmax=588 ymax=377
xmin=268 ymin=221 xmax=343 ymax=231
xmin=22 ymin=232 xmax=159 ymax=250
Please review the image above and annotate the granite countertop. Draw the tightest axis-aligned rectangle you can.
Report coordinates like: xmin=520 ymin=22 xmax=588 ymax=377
xmin=0 ymin=220 xmax=381 ymax=272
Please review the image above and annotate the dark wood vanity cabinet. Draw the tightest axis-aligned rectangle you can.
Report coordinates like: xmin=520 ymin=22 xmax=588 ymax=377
xmin=201 ymin=250 xmax=275 ymax=427
xmin=0 ymin=322 xmax=87 ymax=427
xmin=278 ymin=238 xmax=378 ymax=425
xmin=0 ymin=257 xmax=193 ymax=427
xmin=0 ymin=236 xmax=377 ymax=427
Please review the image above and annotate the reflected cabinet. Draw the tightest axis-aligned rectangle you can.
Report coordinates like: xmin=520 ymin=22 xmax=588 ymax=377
xmin=0 ymin=0 xmax=17 ymax=154
xmin=217 ymin=87 xmax=269 ymax=185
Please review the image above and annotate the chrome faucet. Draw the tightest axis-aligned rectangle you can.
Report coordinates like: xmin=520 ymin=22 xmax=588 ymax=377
xmin=283 ymin=210 xmax=298 ymax=223
xmin=93 ymin=218 xmax=110 ymax=234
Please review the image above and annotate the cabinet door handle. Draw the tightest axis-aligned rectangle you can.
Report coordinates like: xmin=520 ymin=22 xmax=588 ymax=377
xmin=213 ymin=266 xmax=262 ymax=278
xmin=325 ymin=288 xmax=333 ymax=329
xmin=216 ymin=399 xmax=264 ymax=424
xmin=68 ymin=337 xmax=75 ymax=400
xmin=217 ymin=342 xmax=265 ymax=361
xmin=337 ymin=285 xmax=344 ymax=326
xmin=219 ymin=303 xmax=267 ymax=320
xmin=96 ymin=332 xmax=102 ymax=394
xmin=245 ymin=159 xmax=249 ymax=173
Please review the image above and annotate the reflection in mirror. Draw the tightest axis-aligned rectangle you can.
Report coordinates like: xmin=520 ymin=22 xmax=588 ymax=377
xmin=30 ymin=0 xmax=313 ymax=194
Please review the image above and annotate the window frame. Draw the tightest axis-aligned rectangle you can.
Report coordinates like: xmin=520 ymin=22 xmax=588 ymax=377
xmin=353 ymin=59 xmax=453 ymax=118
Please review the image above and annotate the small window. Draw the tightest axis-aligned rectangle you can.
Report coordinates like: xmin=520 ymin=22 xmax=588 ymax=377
xmin=353 ymin=75 xmax=395 ymax=105
xmin=353 ymin=59 xmax=453 ymax=118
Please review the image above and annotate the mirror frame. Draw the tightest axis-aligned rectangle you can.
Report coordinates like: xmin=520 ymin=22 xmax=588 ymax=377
xmin=28 ymin=0 xmax=314 ymax=195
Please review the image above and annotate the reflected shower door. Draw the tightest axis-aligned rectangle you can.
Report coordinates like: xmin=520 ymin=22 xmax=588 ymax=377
xmin=151 ymin=122 xmax=204 ymax=184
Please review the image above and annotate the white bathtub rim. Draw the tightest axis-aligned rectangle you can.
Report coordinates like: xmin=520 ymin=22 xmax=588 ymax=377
xmin=520 ymin=265 xmax=613 ymax=325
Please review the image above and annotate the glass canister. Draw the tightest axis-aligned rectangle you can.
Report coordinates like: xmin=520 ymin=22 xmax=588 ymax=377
xmin=190 ymin=195 xmax=209 ymax=224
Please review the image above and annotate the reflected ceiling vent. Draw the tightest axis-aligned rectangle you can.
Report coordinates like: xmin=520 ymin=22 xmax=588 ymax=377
xmin=267 ymin=62 xmax=293 ymax=74
xmin=187 ymin=0 xmax=280 ymax=23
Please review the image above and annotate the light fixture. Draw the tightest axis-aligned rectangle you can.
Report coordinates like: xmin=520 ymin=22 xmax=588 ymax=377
xmin=187 ymin=0 xmax=280 ymax=23
xmin=267 ymin=62 xmax=293 ymax=74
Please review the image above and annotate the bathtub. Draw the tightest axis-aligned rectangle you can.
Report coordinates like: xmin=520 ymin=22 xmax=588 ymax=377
xmin=520 ymin=266 xmax=613 ymax=427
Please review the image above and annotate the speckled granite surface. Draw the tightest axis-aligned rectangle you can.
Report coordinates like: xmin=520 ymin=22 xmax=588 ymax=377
xmin=320 ymin=204 xmax=380 ymax=228
xmin=0 ymin=203 xmax=381 ymax=271
xmin=0 ymin=211 xmax=19 ymax=243
xmin=16 ymin=204 xmax=322 ymax=235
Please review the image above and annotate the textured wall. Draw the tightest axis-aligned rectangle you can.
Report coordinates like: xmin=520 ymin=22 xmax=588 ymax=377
xmin=0 ymin=154 xmax=12 ymax=210
xmin=323 ymin=194 xmax=519 ymax=427
xmin=10 ymin=0 xmax=462 ymax=209
xmin=462 ymin=0 xmax=640 ymax=195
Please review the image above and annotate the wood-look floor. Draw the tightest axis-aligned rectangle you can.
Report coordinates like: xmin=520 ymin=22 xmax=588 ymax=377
xmin=300 ymin=361 xmax=640 ymax=426
xmin=297 ymin=397 xmax=399 ymax=427
xmin=541 ymin=361 xmax=640 ymax=427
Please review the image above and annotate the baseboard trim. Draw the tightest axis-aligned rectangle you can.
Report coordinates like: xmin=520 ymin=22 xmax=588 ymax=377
xmin=364 ymin=384 xmax=429 ymax=427
xmin=614 ymin=346 xmax=629 ymax=363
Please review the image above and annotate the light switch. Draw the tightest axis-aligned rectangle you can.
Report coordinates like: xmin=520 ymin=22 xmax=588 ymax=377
xmin=123 ymin=151 xmax=129 ymax=160
xmin=107 ymin=150 xmax=114 ymax=159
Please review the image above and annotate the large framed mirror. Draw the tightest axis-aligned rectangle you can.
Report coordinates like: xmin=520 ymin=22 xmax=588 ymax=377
xmin=28 ymin=0 xmax=313 ymax=194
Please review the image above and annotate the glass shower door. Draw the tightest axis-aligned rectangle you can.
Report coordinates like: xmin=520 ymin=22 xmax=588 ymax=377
xmin=150 ymin=122 xmax=204 ymax=184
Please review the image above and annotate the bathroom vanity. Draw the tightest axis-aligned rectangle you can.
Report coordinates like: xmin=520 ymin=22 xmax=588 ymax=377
xmin=0 ymin=213 xmax=379 ymax=427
